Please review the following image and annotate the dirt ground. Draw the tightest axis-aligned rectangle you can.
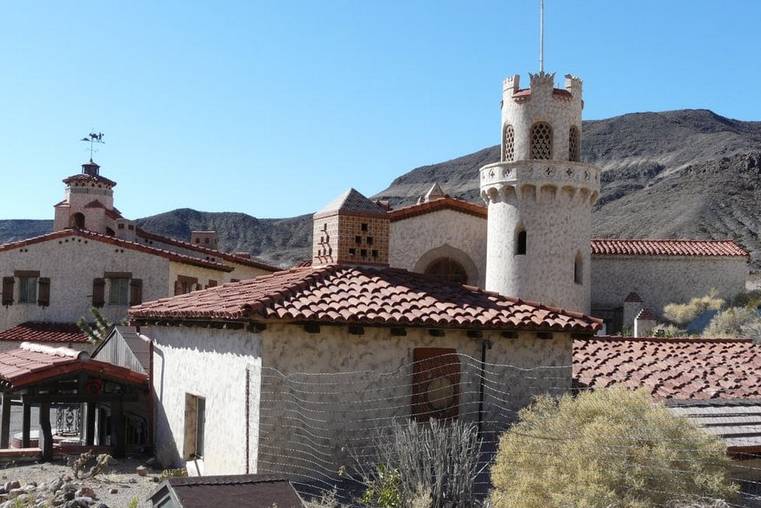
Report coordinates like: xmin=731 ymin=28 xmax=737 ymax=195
xmin=0 ymin=457 xmax=161 ymax=507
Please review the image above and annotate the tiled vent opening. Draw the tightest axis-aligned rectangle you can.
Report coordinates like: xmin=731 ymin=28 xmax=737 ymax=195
xmin=568 ymin=125 xmax=580 ymax=162
xmin=530 ymin=122 xmax=553 ymax=160
xmin=344 ymin=216 xmax=387 ymax=264
xmin=502 ymin=124 xmax=515 ymax=162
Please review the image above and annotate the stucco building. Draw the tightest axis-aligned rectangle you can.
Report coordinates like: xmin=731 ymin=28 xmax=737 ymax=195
xmin=0 ymin=159 xmax=278 ymax=349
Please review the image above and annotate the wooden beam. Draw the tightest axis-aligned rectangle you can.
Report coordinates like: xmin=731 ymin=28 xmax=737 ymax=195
xmin=21 ymin=403 xmax=30 ymax=448
xmin=536 ymin=332 xmax=553 ymax=340
xmin=347 ymin=325 xmax=364 ymax=335
xmin=21 ymin=393 xmax=138 ymax=404
xmin=111 ymin=400 xmax=125 ymax=458
xmin=466 ymin=330 xmax=483 ymax=339
xmin=390 ymin=327 xmax=407 ymax=336
xmin=303 ymin=323 xmax=320 ymax=334
xmin=501 ymin=331 xmax=518 ymax=339
xmin=0 ymin=395 xmax=10 ymax=449
xmin=428 ymin=329 xmax=445 ymax=337
xmin=86 ymin=402 xmax=96 ymax=446
xmin=40 ymin=402 xmax=52 ymax=461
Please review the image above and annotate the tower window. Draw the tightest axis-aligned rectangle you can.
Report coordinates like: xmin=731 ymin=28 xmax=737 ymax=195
xmin=569 ymin=125 xmax=580 ymax=162
xmin=530 ymin=122 xmax=553 ymax=160
xmin=372 ymin=250 xmax=378 ymax=258
xmin=360 ymin=249 xmax=367 ymax=257
xmin=355 ymin=236 xmax=362 ymax=244
xmin=70 ymin=213 xmax=85 ymax=230
xmin=349 ymin=248 xmax=356 ymax=255
xmin=515 ymin=228 xmax=527 ymax=255
xmin=367 ymin=236 xmax=373 ymax=245
xmin=361 ymin=223 xmax=368 ymax=232
xmin=574 ymin=251 xmax=583 ymax=285
xmin=502 ymin=124 xmax=515 ymax=162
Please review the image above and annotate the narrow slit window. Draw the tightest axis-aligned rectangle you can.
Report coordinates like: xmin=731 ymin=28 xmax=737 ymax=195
xmin=574 ymin=252 xmax=583 ymax=285
xmin=516 ymin=229 xmax=527 ymax=255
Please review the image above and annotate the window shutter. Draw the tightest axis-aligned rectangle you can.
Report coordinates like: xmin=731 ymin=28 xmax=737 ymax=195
xmin=38 ymin=278 xmax=51 ymax=306
xmin=92 ymin=278 xmax=105 ymax=308
xmin=130 ymin=279 xmax=143 ymax=306
xmin=174 ymin=279 xmax=183 ymax=296
xmin=206 ymin=280 xmax=217 ymax=289
xmin=1 ymin=277 xmax=14 ymax=306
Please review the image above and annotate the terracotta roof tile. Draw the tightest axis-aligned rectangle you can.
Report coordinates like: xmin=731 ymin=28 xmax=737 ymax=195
xmin=62 ymin=173 xmax=117 ymax=187
xmin=135 ymin=228 xmax=279 ymax=272
xmin=387 ymin=197 xmax=488 ymax=222
xmin=0 ymin=344 xmax=148 ymax=390
xmin=573 ymin=337 xmax=761 ymax=401
xmin=0 ymin=323 xmax=89 ymax=344
xmin=130 ymin=265 xmax=601 ymax=333
xmin=0 ymin=229 xmax=232 ymax=272
xmin=591 ymin=239 xmax=748 ymax=257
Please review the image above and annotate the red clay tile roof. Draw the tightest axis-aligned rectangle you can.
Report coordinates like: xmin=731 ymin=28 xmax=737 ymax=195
xmin=0 ymin=344 xmax=148 ymax=390
xmin=573 ymin=337 xmax=761 ymax=401
xmin=0 ymin=323 xmax=89 ymax=344
xmin=387 ymin=197 xmax=488 ymax=222
xmin=135 ymin=229 xmax=279 ymax=272
xmin=591 ymin=239 xmax=748 ymax=257
xmin=130 ymin=265 xmax=601 ymax=333
xmin=62 ymin=173 xmax=117 ymax=187
xmin=0 ymin=229 xmax=232 ymax=272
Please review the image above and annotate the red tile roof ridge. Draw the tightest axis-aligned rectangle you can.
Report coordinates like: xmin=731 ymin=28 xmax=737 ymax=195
xmin=591 ymin=238 xmax=748 ymax=257
xmin=135 ymin=228 xmax=279 ymax=272
xmin=0 ymin=322 xmax=89 ymax=344
xmin=0 ymin=229 xmax=233 ymax=272
xmin=582 ymin=335 xmax=754 ymax=343
xmin=387 ymin=197 xmax=487 ymax=222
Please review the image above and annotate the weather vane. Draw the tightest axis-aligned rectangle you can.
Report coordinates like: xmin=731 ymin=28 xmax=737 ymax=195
xmin=80 ymin=131 xmax=105 ymax=161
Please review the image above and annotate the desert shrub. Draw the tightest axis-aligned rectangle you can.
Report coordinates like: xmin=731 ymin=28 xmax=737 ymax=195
xmin=354 ymin=418 xmax=483 ymax=507
xmin=663 ymin=291 xmax=724 ymax=325
xmin=704 ymin=306 xmax=760 ymax=337
xmin=731 ymin=290 xmax=761 ymax=309
xmin=652 ymin=323 xmax=687 ymax=338
xmin=159 ymin=467 xmax=188 ymax=480
xmin=490 ymin=388 xmax=737 ymax=508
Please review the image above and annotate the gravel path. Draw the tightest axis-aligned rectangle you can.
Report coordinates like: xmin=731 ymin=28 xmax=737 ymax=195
xmin=0 ymin=458 xmax=160 ymax=507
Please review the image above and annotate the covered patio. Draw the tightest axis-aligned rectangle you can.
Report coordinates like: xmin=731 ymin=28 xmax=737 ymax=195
xmin=0 ymin=342 xmax=149 ymax=460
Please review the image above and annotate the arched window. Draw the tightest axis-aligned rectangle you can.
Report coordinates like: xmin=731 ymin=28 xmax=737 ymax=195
xmin=515 ymin=227 xmax=527 ymax=255
xmin=530 ymin=122 xmax=553 ymax=160
xmin=105 ymin=227 xmax=115 ymax=236
xmin=568 ymin=125 xmax=580 ymax=162
xmin=502 ymin=124 xmax=515 ymax=162
xmin=574 ymin=251 xmax=583 ymax=285
xmin=70 ymin=213 xmax=85 ymax=230
xmin=424 ymin=258 xmax=468 ymax=284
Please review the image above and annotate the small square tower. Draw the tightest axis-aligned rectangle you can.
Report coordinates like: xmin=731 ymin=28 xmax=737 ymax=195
xmin=312 ymin=188 xmax=389 ymax=267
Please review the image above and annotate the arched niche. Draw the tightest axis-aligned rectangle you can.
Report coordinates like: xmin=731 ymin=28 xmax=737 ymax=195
xmin=414 ymin=244 xmax=480 ymax=286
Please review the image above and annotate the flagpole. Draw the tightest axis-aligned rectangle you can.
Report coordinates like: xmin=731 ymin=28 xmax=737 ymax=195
xmin=539 ymin=0 xmax=544 ymax=72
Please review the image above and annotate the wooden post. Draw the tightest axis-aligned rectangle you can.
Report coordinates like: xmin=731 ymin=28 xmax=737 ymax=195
xmin=0 ymin=394 xmax=11 ymax=449
xmin=85 ymin=402 xmax=96 ymax=446
xmin=21 ymin=403 xmax=31 ymax=448
xmin=40 ymin=402 xmax=52 ymax=460
xmin=111 ymin=400 xmax=125 ymax=458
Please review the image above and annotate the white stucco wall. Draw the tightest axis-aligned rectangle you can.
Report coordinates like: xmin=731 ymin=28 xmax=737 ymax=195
xmin=141 ymin=321 xmax=573 ymax=477
xmin=257 ymin=325 xmax=572 ymax=478
xmin=144 ymin=325 xmax=262 ymax=475
xmin=389 ymin=210 xmax=487 ymax=286
xmin=591 ymin=255 xmax=748 ymax=317
xmin=0 ymin=238 xmax=173 ymax=330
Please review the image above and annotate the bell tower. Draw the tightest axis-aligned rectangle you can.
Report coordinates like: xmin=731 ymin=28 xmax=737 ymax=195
xmin=479 ymin=72 xmax=600 ymax=312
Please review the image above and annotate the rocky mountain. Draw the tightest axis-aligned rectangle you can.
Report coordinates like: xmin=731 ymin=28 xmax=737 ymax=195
xmin=2 ymin=109 xmax=761 ymax=268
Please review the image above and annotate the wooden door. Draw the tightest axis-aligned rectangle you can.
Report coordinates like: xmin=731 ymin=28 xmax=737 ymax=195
xmin=411 ymin=348 xmax=460 ymax=421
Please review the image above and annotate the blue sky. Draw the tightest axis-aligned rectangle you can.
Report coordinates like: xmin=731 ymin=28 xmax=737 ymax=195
xmin=1 ymin=1 xmax=759 ymax=220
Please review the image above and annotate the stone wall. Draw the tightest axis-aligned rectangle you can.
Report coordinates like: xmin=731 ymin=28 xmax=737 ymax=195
xmin=591 ymin=255 xmax=748 ymax=318
xmin=389 ymin=209 xmax=487 ymax=286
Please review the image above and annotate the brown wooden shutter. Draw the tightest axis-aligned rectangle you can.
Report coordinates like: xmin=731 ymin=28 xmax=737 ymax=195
xmin=37 ymin=278 xmax=51 ymax=306
xmin=411 ymin=348 xmax=461 ymax=422
xmin=206 ymin=280 xmax=218 ymax=289
xmin=92 ymin=278 xmax=105 ymax=308
xmin=1 ymin=277 xmax=14 ymax=306
xmin=174 ymin=279 xmax=183 ymax=296
xmin=130 ymin=279 xmax=143 ymax=306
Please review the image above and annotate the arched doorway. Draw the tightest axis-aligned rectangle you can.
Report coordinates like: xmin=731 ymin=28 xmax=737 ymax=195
xmin=424 ymin=257 xmax=468 ymax=284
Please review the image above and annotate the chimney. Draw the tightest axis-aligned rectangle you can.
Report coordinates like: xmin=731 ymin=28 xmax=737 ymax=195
xmin=81 ymin=160 xmax=100 ymax=177
xmin=623 ymin=292 xmax=643 ymax=334
xmin=634 ymin=308 xmax=657 ymax=338
xmin=191 ymin=231 xmax=218 ymax=250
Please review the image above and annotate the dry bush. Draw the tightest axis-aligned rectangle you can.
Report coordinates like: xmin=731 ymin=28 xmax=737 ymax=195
xmin=704 ymin=307 xmax=759 ymax=337
xmin=490 ymin=388 xmax=737 ymax=508
xmin=354 ymin=418 xmax=483 ymax=507
xmin=663 ymin=291 xmax=724 ymax=325
xmin=651 ymin=323 xmax=687 ymax=338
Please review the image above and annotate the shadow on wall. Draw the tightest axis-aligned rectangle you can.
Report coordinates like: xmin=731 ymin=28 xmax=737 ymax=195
xmin=153 ymin=345 xmax=182 ymax=468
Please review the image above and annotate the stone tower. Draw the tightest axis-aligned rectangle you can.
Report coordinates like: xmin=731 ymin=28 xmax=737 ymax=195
xmin=312 ymin=188 xmax=389 ymax=267
xmin=479 ymin=72 xmax=600 ymax=312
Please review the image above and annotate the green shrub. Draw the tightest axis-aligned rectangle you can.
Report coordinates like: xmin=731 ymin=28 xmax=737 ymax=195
xmin=490 ymin=388 xmax=737 ymax=508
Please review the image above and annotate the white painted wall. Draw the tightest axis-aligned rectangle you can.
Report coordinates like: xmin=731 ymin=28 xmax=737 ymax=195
xmin=145 ymin=325 xmax=262 ymax=475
